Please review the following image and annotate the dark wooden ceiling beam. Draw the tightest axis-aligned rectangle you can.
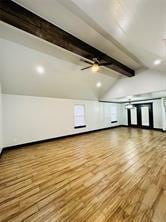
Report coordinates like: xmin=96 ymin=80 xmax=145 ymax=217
xmin=0 ymin=0 xmax=135 ymax=77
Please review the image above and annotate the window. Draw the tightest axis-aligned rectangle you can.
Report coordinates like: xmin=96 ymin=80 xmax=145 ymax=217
xmin=74 ymin=105 xmax=86 ymax=128
xmin=111 ymin=105 xmax=118 ymax=123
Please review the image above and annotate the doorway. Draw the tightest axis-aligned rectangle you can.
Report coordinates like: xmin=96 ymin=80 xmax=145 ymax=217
xmin=128 ymin=103 xmax=153 ymax=129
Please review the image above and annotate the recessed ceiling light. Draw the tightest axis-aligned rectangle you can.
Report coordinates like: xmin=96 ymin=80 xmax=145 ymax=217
xmin=36 ymin=65 xmax=45 ymax=74
xmin=154 ymin=59 xmax=161 ymax=65
xmin=96 ymin=82 xmax=102 ymax=88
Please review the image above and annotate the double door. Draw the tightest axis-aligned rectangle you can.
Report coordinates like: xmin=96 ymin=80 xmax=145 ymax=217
xmin=128 ymin=103 xmax=153 ymax=129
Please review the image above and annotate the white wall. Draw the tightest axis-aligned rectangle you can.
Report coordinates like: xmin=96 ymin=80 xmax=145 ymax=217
xmin=2 ymin=94 xmax=165 ymax=148
xmin=161 ymin=98 xmax=166 ymax=131
xmin=0 ymin=84 xmax=2 ymax=153
xmin=2 ymin=94 xmax=121 ymax=147
xmin=102 ymin=69 xmax=166 ymax=100
xmin=121 ymin=99 xmax=163 ymax=129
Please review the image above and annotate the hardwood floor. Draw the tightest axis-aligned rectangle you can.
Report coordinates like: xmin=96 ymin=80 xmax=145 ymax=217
xmin=0 ymin=127 xmax=166 ymax=222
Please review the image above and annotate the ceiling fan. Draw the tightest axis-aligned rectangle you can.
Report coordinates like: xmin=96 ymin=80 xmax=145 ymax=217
xmin=80 ymin=58 xmax=112 ymax=72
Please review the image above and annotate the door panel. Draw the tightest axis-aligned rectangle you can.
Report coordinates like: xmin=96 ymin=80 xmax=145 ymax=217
xmin=141 ymin=106 xmax=150 ymax=126
xmin=131 ymin=107 xmax=137 ymax=125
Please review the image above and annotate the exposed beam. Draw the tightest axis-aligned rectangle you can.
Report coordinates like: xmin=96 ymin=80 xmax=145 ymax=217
xmin=0 ymin=0 xmax=135 ymax=77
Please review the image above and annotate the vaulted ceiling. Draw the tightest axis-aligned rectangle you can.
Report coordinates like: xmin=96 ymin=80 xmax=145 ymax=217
xmin=0 ymin=0 xmax=166 ymax=101
xmin=0 ymin=22 xmax=120 ymax=100
xmin=13 ymin=0 xmax=166 ymax=71
xmin=12 ymin=0 xmax=142 ymax=70
xmin=64 ymin=0 xmax=166 ymax=72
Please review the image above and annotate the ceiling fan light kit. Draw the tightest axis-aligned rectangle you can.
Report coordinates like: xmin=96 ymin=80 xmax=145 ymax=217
xmin=92 ymin=63 xmax=99 ymax=72
xmin=125 ymin=100 xmax=134 ymax=109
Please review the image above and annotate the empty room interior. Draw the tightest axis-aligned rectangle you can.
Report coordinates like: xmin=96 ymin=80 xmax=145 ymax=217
xmin=0 ymin=0 xmax=166 ymax=221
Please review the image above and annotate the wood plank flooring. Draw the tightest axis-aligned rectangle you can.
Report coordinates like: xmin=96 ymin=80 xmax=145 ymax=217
xmin=0 ymin=127 xmax=166 ymax=222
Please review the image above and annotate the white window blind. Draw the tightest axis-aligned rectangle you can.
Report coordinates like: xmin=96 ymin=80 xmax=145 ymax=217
xmin=111 ymin=106 xmax=118 ymax=122
xmin=74 ymin=105 xmax=86 ymax=127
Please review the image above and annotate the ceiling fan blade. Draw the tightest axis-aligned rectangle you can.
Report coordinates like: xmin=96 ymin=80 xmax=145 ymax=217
xmin=81 ymin=66 xmax=92 ymax=71
xmin=99 ymin=62 xmax=113 ymax=66
xmin=80 ymin=59 xmax=93 ymax=65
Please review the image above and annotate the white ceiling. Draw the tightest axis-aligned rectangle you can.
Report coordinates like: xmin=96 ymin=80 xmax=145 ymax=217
xmin=63 ymin=0 xmax=166 ymax=72
xmin=101 ymin=68 xmax=166 ymax=101
xmin=13 ymin=0 xmax=166 ymax=72
xmin=108 ymin=90 xmax=166 ymax=103
xmin=0 ymin=22 xmax=119 ymax=100
xmin=13 ymin=0 xmax=142 ymax=70
xmin=1 ymin=1 xmax=166 ymax=101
